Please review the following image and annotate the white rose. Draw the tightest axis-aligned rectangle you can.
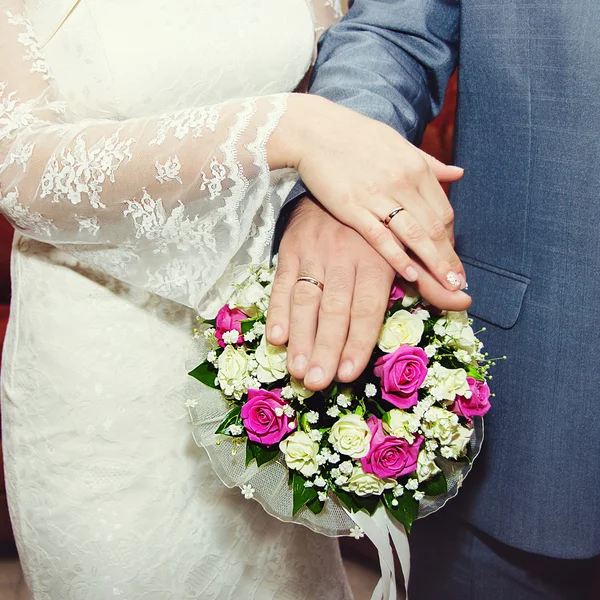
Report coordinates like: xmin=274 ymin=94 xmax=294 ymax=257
xmin=445 ymin=424 xmax=473 ymax=459
xmin=424 ymin=363 xmax=470 ymax=402
xmin=254 ymin=336 xmax=287 ymax=383
xmin=416 ymin=450 xmax=442 ymax=482
xmin=378 ymin=310 xmax=424 ymax=353
xmin=384 ymin=409 xmax=420 ymax=443
xmin=454 ymin=325 xmax=480 ymax=356
xmin=328 ymin=414 xmax=372 ymax=459
xmin=344 ymin=464 xmax=396 ymax=497
xmin=421 ymin=406 xmax=460 ymax=445
xmin=217 ymin=346 xmax=249 ymax=392
xmin=290 ymin=377 xmax=314 ymax=399
xmin=279 ymin=431 xmax=320 ymax=477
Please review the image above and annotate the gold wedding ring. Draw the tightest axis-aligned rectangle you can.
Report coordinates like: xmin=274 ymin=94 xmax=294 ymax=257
xmin=296 ymin=276 xmax=324 ymax=291
xmin=383 ymin=206 xmax=405 ymax=227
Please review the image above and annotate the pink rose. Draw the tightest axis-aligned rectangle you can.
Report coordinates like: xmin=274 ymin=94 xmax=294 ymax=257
xmin=362 ymin=416 xmax=422 ymax=479
xmin=452 ymin=377 xmax=491 ymax=421
xmin=240 ymin=388 xmax=295 ymax=446
xmin=388 ymin=280 xmax=406 ymax=309
xmin=374 ymin=345 xmax=428 ymax=409
xmin=215 ymin=305 xmax=248 ymax=347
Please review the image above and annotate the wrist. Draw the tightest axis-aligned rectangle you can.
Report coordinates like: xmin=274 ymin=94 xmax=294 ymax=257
xmin=266 ymin=93 xmax=330 ymax=171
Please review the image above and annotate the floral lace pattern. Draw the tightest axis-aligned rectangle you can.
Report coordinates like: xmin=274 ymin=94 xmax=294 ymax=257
xmin=0 ymin=0 xmax=350 ymax=598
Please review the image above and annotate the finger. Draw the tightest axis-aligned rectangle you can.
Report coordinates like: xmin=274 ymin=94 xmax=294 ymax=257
xmin=266 ymin=251 xmax=300 ymax=346
xmin=377 ymin=198 xmax=462 ymax=291
xmin=350 ymin=212 xmax=420 ymax=283
xmin=337 ymin=258 xmax=394 ymax=383
xmin=411 ymin=182 xmax=464 ymax=286
xmin=410 ymin=253 xmax=472 ymax=311
xmin=287 ymin=259 xmax=325 ymax=380
xmin=304 ymin=263 xmax=355 ymax=390
xmin=418 ymin=171 xmax=456 ymax=238
xmin=417 ymin=148 xmax=464 ymax=183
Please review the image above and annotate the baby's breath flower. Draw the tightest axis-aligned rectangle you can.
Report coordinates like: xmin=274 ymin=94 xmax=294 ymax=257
xmin=315 ymin=454 xmax=328 ymax=466
xmin=327 ymin=406 xmax=341 ymax=418
xmin=314 ymin=476 xmax=327 ymax=488
xmin=336 ymin=394 xmax=351 ymax=408
xmin=308 ymin=429 xmax=323 ymax=443
xmin=206 ymin=350 xmax=218 ymax=364
xmin=364 ymin=383 xmax=377 ymax=398
xmin=393 ymin=485 xmax=405 ymax=497
xmin=281 ymin=386 xmax=294 ymax=400
xmin=414 ymin=491 xmax=425 ymax=501
xmin=243 ymin=330 xmax=257 ymax=343
xmin=424 ymin=345 xmax=438 ymax=358
xmin=203 ymin=328 xmax=217 ymax=340
xmin=391 ymin=499 xmax=399 ymax=507
xmin=339 ymin=461 xmax=354 ymax=475
xmin=331 ymin=468 xmax=342 ymax=479
xmin=304 ymin=480 xmax=314 ymax=488
xmin=283 ymin=405 xmax=295 ymax=418
xmin=328 ymin=452 xmax=341 ymax=464
xmin=228 ymin=424 xmax=243 ymax=436
xmin=335 ymin=475 xmax=349 ymax=487
xmin=405 ymin=478 xmax=419 ymax=491
xmin=184 ymin=398 xmax=198 ymax=409
xmin=317 ymin=491 xmax=328 ymax=502
xmin=241 ymin=484 xmax=255 ymax=499
xmin=306 ymin=411 xmax=319 ymax=424
xmin=253 ymin=322 xmax=266 ymax=336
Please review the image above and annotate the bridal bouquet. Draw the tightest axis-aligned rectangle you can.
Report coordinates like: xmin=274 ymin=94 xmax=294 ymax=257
xmin=187 ymin=264 xmax=493 ymax=538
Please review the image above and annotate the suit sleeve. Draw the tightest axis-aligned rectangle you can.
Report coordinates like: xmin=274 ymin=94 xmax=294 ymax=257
xmin=273 ymin=0 xmax=460 ymax=255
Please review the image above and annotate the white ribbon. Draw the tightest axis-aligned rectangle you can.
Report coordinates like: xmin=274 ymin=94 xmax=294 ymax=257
xmin=347 ymin=506 xmax=410 ymax=600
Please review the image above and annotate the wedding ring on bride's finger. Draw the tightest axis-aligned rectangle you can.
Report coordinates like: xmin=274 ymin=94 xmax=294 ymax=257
xmin=295 ymin=276 xmax=324 ymax=291
xmin=383 ymin=206 xmax=405 ymax=228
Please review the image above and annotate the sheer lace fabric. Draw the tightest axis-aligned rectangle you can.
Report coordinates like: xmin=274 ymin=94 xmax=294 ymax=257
xmin=0 ymin=1 xmax=353 ymax=598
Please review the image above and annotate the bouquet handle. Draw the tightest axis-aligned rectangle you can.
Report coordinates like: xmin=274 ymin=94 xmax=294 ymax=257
xmin=349 ymin=505 xmax=410 ymax=600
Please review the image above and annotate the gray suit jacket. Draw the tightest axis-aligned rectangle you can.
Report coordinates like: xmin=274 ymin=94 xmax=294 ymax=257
xmin=281 ymin=0 xmax=600 ymax=558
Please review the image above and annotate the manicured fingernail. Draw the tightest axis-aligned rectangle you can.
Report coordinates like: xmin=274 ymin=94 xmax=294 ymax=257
xmin=269 ymin=325 xmax=283 ymax=340
xmin=293 ymin=354 xmax=308 ymax=373
xmin=446 ymin=271 xmax=461 ymax=288
xmin=405 ymin=266 xmax=419 ymax=282
xmin=305 ymin=366 xmax=325 ymax=385
xmin=339 ymin=360 xmax=354 ymax=380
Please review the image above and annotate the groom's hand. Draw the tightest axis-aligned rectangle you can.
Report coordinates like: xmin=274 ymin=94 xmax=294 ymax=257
xmin=266 ymin=198 xmax=472 ymax=392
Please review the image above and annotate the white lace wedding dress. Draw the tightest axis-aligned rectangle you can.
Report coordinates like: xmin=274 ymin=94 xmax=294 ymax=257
xmin=0 ymin=0 xmax=354 ymax=598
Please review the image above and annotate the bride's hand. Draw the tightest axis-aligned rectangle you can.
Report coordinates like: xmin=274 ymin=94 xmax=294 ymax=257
xmin=267 ymin=94 xmax=467 ymax=291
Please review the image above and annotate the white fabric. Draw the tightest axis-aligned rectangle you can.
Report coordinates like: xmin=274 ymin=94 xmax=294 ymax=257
xmin=0 ymin=1 xmax=353 ymax=598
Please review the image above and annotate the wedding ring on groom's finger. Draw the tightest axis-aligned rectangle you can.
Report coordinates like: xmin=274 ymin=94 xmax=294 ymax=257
xmin=383 ymin=206 xmax=405 ymax=228
xmin=295 ymin=276 xmax=324 ymax=291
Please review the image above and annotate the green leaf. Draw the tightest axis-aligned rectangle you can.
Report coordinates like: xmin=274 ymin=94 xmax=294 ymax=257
xmin=466 ymin=366 xmax=485 ymax=382
xmin=202 ymin=318 xmax=217 ymax=327
xmin=253 ymin=444 xmax=280 ymax=467
xmin=355 ymin=493 xmax=381 ymax=516
xmin=241 ymin=319 xmax=258 ymax=334
xmin=245 ymin=442 xmax=254 ymax=467
xmin=334 ymin=488 xmax=362 ymax=513
xmin=188 ymin=362 xmax=219 ymax=389
xmin=383 ymin=493 xmax=419 ymax=533
xmin=215 ymin=406 xmax=242 ymax=436
xmin=245 ymin=441 xmax=280 ymax=467
xmin=292 ymin=472 xmax=318 ymax=515
xmin=307 ymin=497 xmax=325 ymax=515
xmin=421 ymin=472 xmax=448 ymax=497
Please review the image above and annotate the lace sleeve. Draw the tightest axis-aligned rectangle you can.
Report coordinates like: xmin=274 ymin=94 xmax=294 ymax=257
xmin=0 ymin=1 xmax=290 ymax=309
